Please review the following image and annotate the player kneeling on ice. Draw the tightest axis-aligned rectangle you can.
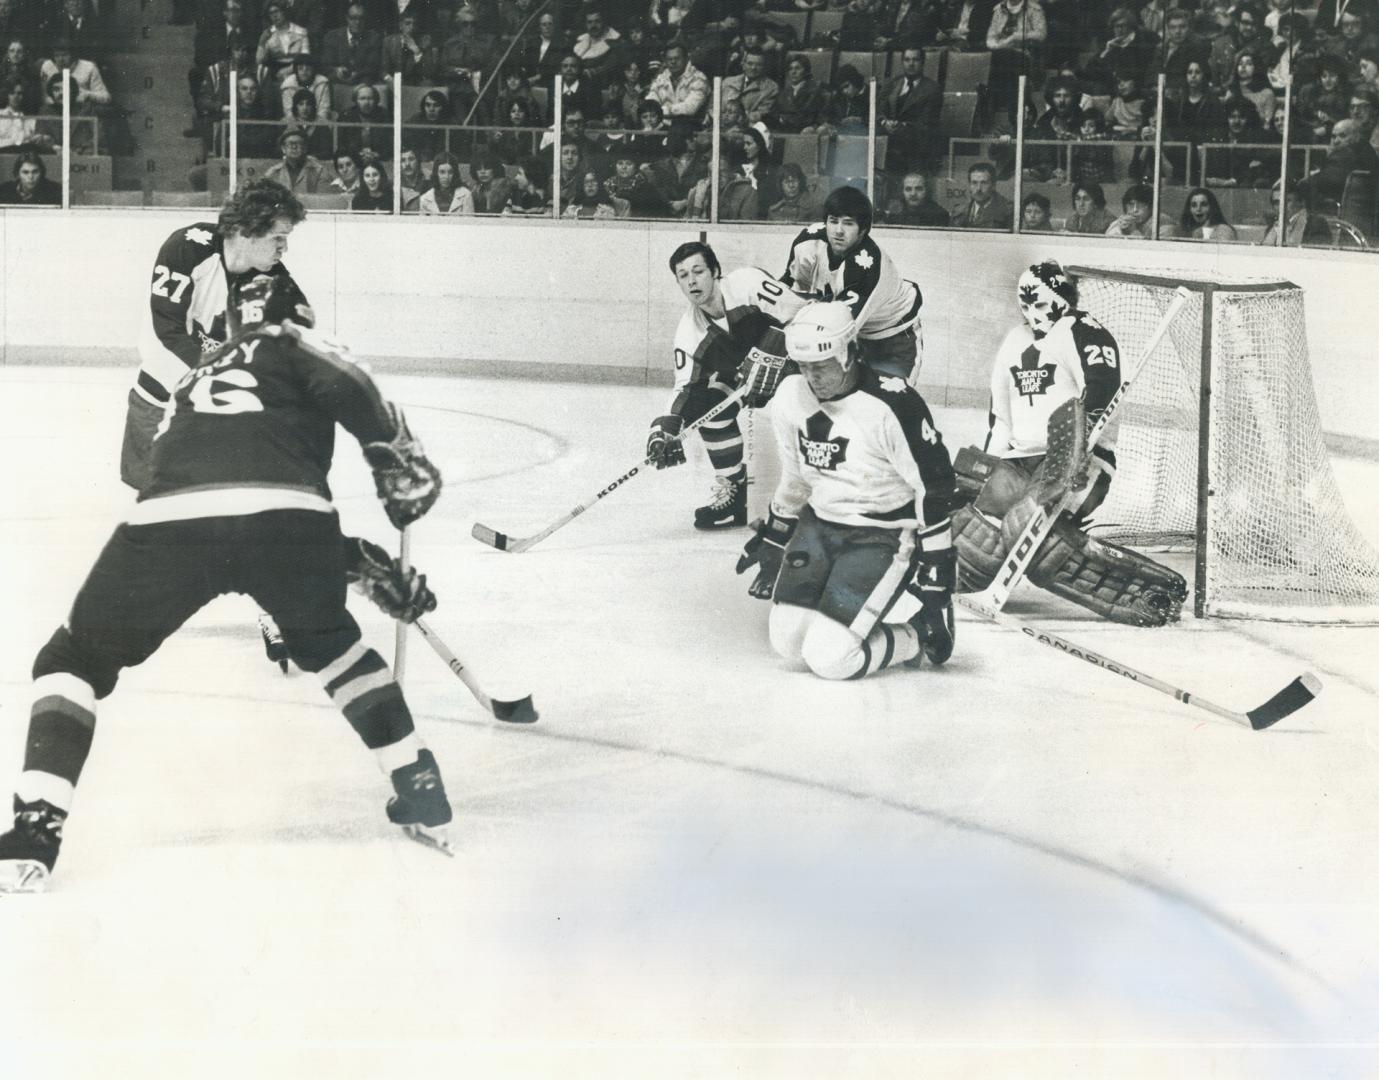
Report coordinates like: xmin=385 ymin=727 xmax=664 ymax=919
xmin=0 ymin=276 xmax=453 ymax=893
xmin=645 ymin=241 xmax=802 ymax=530
xmin=736 ymin=301 xmax=959 ymax=679
xmin=952 ymin=260 xmax=1186 ymax=625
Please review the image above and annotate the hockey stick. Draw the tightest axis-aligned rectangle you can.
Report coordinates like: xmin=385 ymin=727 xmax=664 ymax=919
xmin=977 ymin=286 xmax=1193 ymax=613
xmin=472 ymin=384 xmax=751 ymax=554
xmin=413 ymin=617 xmax=540 ymax=723
xmin=393 ymin=526 xmax=411 ymax=680
xmin=955 ymin=594 xmax=1320 ymax=730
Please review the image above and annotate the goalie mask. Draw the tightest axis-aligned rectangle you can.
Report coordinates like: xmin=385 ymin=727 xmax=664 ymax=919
xmin=228 ymin=273 xmax=316 ymax=334
xmin=1017 ymin=261 xmax=1076 ymax=339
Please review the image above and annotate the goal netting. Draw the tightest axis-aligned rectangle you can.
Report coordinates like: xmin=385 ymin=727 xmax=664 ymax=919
xmin=1070 ymin=265 xmax=1379 ymax=623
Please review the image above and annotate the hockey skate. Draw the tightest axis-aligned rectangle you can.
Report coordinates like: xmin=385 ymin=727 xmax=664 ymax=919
xmin=0 ymin=798 xmax=66 ymax=894
xmin=386 ymin=749 xmax=454 ymax=856
xmin=694 ymin=469 xmax=748 ymax=530
xmin=258 ymin=613 xmax=289 ymax=674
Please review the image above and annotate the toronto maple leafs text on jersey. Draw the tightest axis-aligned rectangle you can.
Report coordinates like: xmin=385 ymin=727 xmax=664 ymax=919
xmin=132 ymin=323 xmax=396 ymax=524
xmin=769 ymin=368 xmax=955 ymax=530
xmin=984 ymin=311 xmax=1121 ymax=459
xmin=780 ymin=225 xmax=922 ymax=341
xmin=134 ymin=223 xmax=306 ymax=405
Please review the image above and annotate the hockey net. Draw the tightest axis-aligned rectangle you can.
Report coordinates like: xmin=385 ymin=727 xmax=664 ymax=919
xmin=1070 ymin=265 xmax=1379 ymax=623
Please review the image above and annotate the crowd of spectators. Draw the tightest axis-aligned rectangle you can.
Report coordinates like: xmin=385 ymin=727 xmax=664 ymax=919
xmin=0 ymin=0 xmax=131 ymax=170
xmin=4 ymin=0 xmax=1379 ymax=242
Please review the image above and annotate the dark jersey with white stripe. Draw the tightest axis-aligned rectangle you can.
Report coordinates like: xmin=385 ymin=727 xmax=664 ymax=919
xmin=137 ymin=323 xmax=396 ymax=520
xmin=134 ymin=222 xmax=307 ymax=404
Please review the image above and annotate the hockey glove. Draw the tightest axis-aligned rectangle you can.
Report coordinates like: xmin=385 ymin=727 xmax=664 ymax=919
xmin=344 ymin=535 xmax=438 ymax=623
xmin=362 ymin=403 xmax=442 ymax=530
xmin=736 ymin=334 xmax=791 ymax=409
xmin=906 ymin=542 xmax=956 ymax=665
xmin=646 ymin=414 xmax=687 ymax=469
xmin=735 ymin=510 xmax=797 ymax=600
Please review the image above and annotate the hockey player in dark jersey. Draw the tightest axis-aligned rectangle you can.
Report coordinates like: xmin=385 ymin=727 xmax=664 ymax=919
xmin=950 ymin=261 xmax=1187 ymax=626
xmin=779 ymin=186 xmax=925 ymax=383
xmin=736 ymin=301 xmax=959 ymax=679
xmin=124 ymin=179 xmax=311 ymax=670
xmin=0 ymin=276 xmax=451 ymax=893
xmin=646 ymin=240 xmax=804 ymax=529
xmin=125 ymin=178 xmax=310 ymax=492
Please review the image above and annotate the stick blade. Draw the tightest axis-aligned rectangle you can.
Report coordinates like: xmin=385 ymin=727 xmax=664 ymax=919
xmin=1247 ymin=672 xmax=1322 ymax=730
xmin=470 ymin=522 xmax=509 ymax=551
xmin=491 ymin=695 xmax=539 ymax=724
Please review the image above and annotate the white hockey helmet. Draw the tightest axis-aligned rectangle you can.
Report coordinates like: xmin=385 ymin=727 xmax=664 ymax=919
xmin=785 ymin=301 xmax=858 ymax=368
xmin=1017 ymin=261 xmax=1076 ymax=339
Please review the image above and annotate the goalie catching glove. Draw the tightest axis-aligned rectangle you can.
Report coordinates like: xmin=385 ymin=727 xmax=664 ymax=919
xmin=735 ymin=510 xmax=797 ymax=600
xmin=646 ymin=414 xmax=687 ymax=469
xmin=905 ymin=534 xmax=956 ymax=666
xmin=362 ymin=403 xmax=442 ymax=530
xmin=344 ymin=535 xmax=437 ymax=622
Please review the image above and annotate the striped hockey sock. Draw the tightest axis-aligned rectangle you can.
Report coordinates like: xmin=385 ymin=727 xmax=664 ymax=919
xmin=318 ymin=642 xmax=424 ymax=773
xmin=18 ymin=673 xmax=98 ymax=812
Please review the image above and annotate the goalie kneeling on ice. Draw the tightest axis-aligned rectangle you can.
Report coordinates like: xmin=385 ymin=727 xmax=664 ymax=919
xmin=951 ymin=448 xmax=1187 ymax=627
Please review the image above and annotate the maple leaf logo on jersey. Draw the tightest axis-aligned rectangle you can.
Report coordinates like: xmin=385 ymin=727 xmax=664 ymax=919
xmin=798 ymin=411 xmax=849 ymax=471
xmin=1012 ymin=343 xmax=1056 ymax=401
xmin=879 ymin=375 xmax=907 ymax=395
xmin=185 ymin=227 xmax=213 ymax=245
xmin=853 ymin=248 xmax=874 ymax=270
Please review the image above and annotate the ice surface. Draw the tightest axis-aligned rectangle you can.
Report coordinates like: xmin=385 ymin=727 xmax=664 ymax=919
xmin=1 ymin=368 xmax=1376 ymax=1079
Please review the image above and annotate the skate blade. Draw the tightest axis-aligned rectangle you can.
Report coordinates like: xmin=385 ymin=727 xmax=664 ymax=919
xmin=402 ymin=823 xmax=455 ymax=857
xmin=0 ymin=859 xmax=51 ymax=894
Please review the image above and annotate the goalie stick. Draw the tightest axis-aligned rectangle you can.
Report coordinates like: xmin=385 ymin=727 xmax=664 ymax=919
xmin=413 ymin=617 xmax=540 ymax=723
xmin=955 ymin=594 xmax=1321 ymax=730
xmin=977 ymin=285 xmax=1193 ymax=613
xmin=472 ymin=384 xmax=751 ymax=554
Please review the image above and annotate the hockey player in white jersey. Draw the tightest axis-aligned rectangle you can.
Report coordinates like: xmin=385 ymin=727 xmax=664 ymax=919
xmin=780 ymin=186 xmax=924 ymax=382
xmin=736 ymin=301 xmax=959 ymax=679
xmin=646 ymin=241 xmax=804 ymax=529
xmin=951 ymin=261 xmax=1187 ymax=626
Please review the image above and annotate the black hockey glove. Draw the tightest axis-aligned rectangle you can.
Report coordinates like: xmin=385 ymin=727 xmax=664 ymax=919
xmin=906 ymin=544 xmax=956 ymax=665
xmin=362 ymin=403 xmax=442 ymax=530
xmin=344 ymin=535 xmax=438 ymax=623
xmin=736 ymin=333 xmax=791 ymax=409
xmin=735 ymin=510 xmax=797 ymax=600
xmin=646 ymin=414 xmax=687 ymax=469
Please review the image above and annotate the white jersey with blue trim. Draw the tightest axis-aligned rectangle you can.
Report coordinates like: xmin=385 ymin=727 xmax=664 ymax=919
xmin=780 ymin=225 xmax=922 ymax=341
xmin=984 ymin=311 xmax=1122 ymax=459
xmin=667 ymin=265 xmax=804 ymax=409
xmin=768 ymin=367 xmax=954 ymax=531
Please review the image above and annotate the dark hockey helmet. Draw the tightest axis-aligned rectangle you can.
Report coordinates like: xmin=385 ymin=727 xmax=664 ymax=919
xmin=228 ymin=273 xmax=315 ymax=334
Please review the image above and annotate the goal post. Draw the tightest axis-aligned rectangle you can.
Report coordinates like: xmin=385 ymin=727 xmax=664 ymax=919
xmin=1067 ymin=264 xmax=1379 ymax=624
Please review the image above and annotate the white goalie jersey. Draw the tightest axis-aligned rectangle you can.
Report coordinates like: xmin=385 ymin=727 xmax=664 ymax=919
xmin=984 ymin=311 xmax=1121 ymax=459
xmin=769 ymin=368 xmax=954 ymax=531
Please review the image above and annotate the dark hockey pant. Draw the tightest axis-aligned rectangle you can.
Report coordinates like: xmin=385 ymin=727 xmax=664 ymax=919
xmin=27 ymin=509 xmax=416 ymax=793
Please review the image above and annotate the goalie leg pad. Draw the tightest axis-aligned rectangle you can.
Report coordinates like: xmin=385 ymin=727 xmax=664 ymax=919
xmin=952 ymin=505 xmax=1004 ymax=593
xmin=1026 ymin=517 xmax=1189 ymax=627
